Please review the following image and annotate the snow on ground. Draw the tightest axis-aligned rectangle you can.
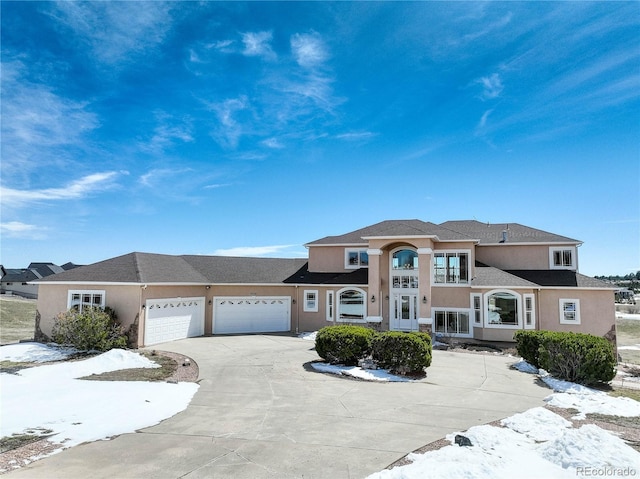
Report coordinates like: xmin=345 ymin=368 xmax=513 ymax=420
xmin=0 ymin=344 xmax=199 ymax=459
xmin=616 ymin=312 xmax=640 ymax=321
xmin=0 ymin=342 xmax=78 ymax=363
xmin=366 ymin=359 xmax=640 ymax=479
xmin=298 ymin=331 xmax=317 ymax=341
xmin=311 ymin=362 xmax=412 ymax=382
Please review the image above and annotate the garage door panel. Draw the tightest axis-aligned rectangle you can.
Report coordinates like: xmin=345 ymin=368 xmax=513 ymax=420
xmin=144 ymin=297 xmax=205 ymax=346
xmin=214 ymin=296 xmax=290 ymax=334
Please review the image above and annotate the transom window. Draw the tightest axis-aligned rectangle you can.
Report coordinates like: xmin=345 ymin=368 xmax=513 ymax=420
xmin=337 ymin=288 xmax=366 ymax=322
xmin=392 ymin=249 xmax=418 ymax=270
xmin=68 ymin=290 xmax=105 ymax=312
xmin=434 ymin=251 xmax=469 ymax=284
xmin=345 ymin=249 xmax=369 ymax=268
xmin=550 ymin=247 xmax=576 ymax=270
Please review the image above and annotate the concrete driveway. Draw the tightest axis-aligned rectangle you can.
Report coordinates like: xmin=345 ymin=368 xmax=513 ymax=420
xmin=8 ymin=335 xmax=549 ymax=478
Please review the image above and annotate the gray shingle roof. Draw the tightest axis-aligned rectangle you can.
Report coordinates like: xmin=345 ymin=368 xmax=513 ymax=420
xmin=37 ymin=253 xmax=308 ymax=285
xmin=306 ymin=219 xmax=470 ymax=245
xmin=471 ymin=266 xmax=540 ymax=288
xmin=439 ymin=220 xmax=581 ymax=244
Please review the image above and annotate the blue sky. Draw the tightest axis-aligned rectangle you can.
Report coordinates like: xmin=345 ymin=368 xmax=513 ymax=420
xmin=1 ymin=1 xmax=638 ymax=276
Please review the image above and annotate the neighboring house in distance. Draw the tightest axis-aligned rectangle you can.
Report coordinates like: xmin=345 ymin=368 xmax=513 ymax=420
xmin=1 ymin=262 xmax=74 ymax=299
xmin=34 ymin=220 xmax=616 ymax=348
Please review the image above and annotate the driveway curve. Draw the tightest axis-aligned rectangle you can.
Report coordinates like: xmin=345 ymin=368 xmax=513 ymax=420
xmin=8 ymin=335 xmax=549 ymax=479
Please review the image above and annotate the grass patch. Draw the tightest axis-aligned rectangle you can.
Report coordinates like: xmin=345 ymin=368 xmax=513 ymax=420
xmin=79 ymin=351 xmax=177 ymax=382
xmin=0 ymin=429 xmax=54 ymax=453
xmin=586 ymin=413 xmax=640 ymax=429
xmin=0 ymin=296 xmax=37 ymax=345
xmin=0 ymin=360 xmax=36 ymax=374
xmin=616 ymin=318 xmax=640 ymax=365
xmin=609 ymin=388 xmax=640 ymax=402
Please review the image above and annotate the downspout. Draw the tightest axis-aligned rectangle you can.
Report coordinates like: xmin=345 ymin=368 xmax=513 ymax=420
xmin=295 ymin=285 xmax=299 ymax=335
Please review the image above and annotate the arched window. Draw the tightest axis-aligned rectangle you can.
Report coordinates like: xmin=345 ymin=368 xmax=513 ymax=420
xmin=337 ymin=288 xmax=366 ymax=322
xmin=392 ymin=249 xmax=418 ymax=270
xmin=486 ymin=291 xmax=520 ymax=326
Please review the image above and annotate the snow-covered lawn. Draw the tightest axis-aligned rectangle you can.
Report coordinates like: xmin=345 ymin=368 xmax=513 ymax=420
xmin=0 ymin=343 xmax=198 ymax=468
xmin=367 ymin=359 xmax=640 ymax=479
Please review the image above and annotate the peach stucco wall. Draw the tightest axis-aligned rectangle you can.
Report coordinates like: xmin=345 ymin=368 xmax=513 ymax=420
xmin=537 ymin=289 xmax=616 ymax=337
xmin=307 ymin=246 xmax=354 ymax=272
xmin=37 ymin=284 xmax=142 ymax=342
xmin=476 ymin=244 xmax=576 ymax=270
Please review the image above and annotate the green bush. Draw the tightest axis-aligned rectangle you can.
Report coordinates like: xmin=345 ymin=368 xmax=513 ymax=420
xmin=371 ymin=331 xmax=432 ymax=375
xmin=52 ymin=307 xmax=127 ymax=351
xmin=538 ymin=331 xmax=616 ymax=385
xmin=315 ymin=325 xmax=375 ymax=365
xmin=514 ymin=330 xmax=548 ymax=368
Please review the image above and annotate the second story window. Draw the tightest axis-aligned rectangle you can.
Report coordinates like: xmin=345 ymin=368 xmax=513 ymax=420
xmin=434 ymin=251 xmax=469 ymax=284
xmin=550 ymin=247 xmax=576 ymax=270
xmin=345 ymin=249 xmax=369 ymax=268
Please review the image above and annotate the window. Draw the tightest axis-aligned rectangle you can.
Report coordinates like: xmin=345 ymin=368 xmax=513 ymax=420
xmin=434 ymin=310 xmax=471 ymax=336
xmin=304 ymin=290 xmax=318 ymax=312
xmin=337 ymin=288 xmax=365 ymax=322
xmin=392 ymin=249 xmax=418 ymax=270
xmin=345 ymin=249 xmax=369 ymax=268
xmin=68 ymin=290 xmax=105 ymax=312
xmin=559 ymin=299 xmax=581 ymax=324
xmin=471 ymin=294 xmax=482 ymax=324
xmin=486 ymin=291 xmax=520 ymax=326
xmin=524 ymin=294 xmax=535 ymax=329
xmin=326 ymin=291 xmax=334 ymax=321
xmin=550 ymin=247 xmax=576 ymax=270
xmin=434 ymin=251 xmax=469 ymax=284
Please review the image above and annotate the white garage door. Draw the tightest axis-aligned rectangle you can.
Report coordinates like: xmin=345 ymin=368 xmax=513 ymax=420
xmin=144 ymin=297 xmax=205 ymax=346
xmin=213 ymin=296 xmax=291 ymax=334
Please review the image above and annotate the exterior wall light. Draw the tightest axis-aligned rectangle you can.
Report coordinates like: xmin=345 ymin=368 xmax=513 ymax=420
xmin=422 ymin=296 xmax=428 ymax=304
xmin=371 ymin=295 xmax=376 ymax=303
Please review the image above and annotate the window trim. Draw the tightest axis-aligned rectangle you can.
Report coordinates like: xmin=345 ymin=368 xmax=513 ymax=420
xmin=549 ymin=246 xmax=577 ymax=270
xmin=484 ymin=289 xmax=522 ymax=329
xmin=471 ymin=293 xmax=482 ymax=325
xmin=303 ymin=290 xmax=318 ymax=312
xmin=432 ymin=249 xmax=471 ymax=286
xmin=559 ymin=298 xmax=581 ymax=325
xmin=326 ymin=291 xmax=334 ymax=322
xmin=67 ymin=290 xmax=106 ymax=312
xmin=524 ymin=293 xmax=536 ymax=330
xmin=336 ymin=287 xmax=367 ymax=323
xmin=344 ymin=249 xmax=369 ymax=269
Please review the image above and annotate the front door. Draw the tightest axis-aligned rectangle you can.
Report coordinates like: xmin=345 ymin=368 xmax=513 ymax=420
xmin=391 ymin=293 xmax=418 ymax=331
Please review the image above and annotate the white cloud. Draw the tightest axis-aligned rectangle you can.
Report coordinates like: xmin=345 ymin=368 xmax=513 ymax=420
xmin=478 ymin=109 xmax=493 ymax=129
xmin=1 ymin=60 xmax=99 ymax=176
xmin=241 ymin=31 xmax=276 ymax=60
xmin=335 ymin=131 xmax=376 ymax=141
xmin=477 ymin=73 xmax=504 ymax=100
xmin=213 ymin=245 xmax=303 ymax=257
xmin=0 ymin=221 xmax=46 ymax=240
xmin=141 ymin=112 xmax=194 ymax=153
xmin=262 ymin=137 xmax=285 ymax=149
xmin=209 ymin=96 xmax=250 ymax=149
xmin=291 ymin=32 xmax=328 ymax=68
xmin=1 ymin=172 xmax=120 ymax=207
xmin=138 ymin=168 xmax=193 ymax=187
xmin=50 ymin=1 xmax=174 ymax=66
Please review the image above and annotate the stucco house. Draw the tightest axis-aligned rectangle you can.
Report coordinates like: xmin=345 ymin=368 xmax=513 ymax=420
xmin=34 ymin=220 xmax=616 ymax=347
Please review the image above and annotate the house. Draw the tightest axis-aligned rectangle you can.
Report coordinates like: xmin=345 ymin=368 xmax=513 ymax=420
xmin=34 ymin=220 xmax=616 ymax=347
xmin=1 ymin=262 xmax=73 ymax=299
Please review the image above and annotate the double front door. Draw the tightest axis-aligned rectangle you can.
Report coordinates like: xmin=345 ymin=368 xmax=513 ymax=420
xmin=390 ymin=293 xmax=418 ymax=331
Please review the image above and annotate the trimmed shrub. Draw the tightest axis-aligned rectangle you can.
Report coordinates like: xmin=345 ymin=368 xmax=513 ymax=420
xmin=52 ymin=307 xmax=127 ymax=351
xmin=538 ymin=331 xmax=616 ymax=385
xmin=513 ymin=330 xmax=548 ymax=368
xmin=371 ymin=331 xmax=432 ymax=375
xmin=315 ymin=325 xmax=375 ymax=365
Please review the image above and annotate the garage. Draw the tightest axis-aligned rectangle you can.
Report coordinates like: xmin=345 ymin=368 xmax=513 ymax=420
xmin=144 ymin=297 xmax=205 ymax=346
xmin=213 ymin=296 xmax=291 ymax=334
